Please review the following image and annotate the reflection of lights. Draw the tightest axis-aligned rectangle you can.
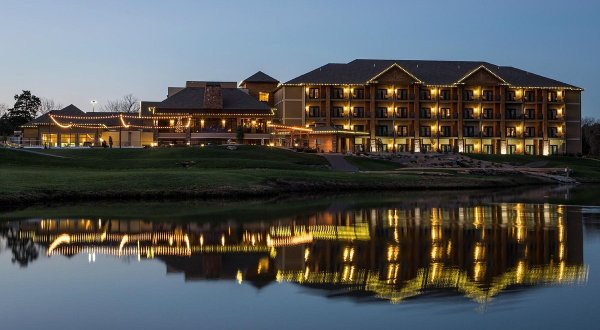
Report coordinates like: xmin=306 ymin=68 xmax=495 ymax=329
xmin=473 ymin=262 xmax=486 ymax=281
xmin=47 ymin=234 xmax=70 ymax=256
xmin=236 ymin=270 xmax=243 ymax=284
xmin=559 ymin=244 xmax=565 ymax=261
xmin=343 ymin=247 xmax=354 ymax=262
xmin=387 ymin=245 xmax=399 ymax=262
xmin=184 ymin=234 xmax=191 ymax=252
xmin=474 ymin=243 xmax=485 ymax=261
xmin=430 ymin=245 xmax=443 ymax=261
xmin=516 ymin=261 xmax=526 ymax=283
xmin=118 ymin=235 xmax=129 ymax=256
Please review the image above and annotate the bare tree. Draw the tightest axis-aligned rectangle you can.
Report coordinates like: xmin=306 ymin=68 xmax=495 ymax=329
xmin=102 ymin=94 xmax=140 ymax=113
xmin=582 ymin=117 xmax=600 ymax=155
xmin=122 ymin=94 xmax=140 ymax=113
xmin=40 ymin=98 xmax=63 ymax=115
xmin=0 ymin=103 xmax=7 ymax=117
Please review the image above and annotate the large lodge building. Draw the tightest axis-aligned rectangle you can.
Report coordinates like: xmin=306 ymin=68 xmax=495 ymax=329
xmin=21 ymin=60 xmax=583 ymax=155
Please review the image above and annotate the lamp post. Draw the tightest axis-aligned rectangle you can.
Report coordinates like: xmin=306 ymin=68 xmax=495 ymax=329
xmin=90 ymin=100 xmax=99 ymax=146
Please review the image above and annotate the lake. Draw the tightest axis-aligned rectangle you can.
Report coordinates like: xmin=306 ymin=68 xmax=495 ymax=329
xmin=1 ymin=185 xmax=599 ymax=330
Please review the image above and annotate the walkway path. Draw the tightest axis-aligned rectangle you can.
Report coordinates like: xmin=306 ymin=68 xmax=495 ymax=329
xmin=4 ymin=147 xmax=69 ymax=158
xmin=321 ymin=154 xmax=359 ymax=172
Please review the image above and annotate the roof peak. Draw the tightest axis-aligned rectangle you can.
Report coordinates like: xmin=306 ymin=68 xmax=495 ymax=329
xmin=241 ymin=71 xmax=279 ymax=85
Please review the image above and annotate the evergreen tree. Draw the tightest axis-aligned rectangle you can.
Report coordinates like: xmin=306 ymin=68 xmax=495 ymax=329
xmin=236 ymin=126 xmax=245 ymax=144
xmin=8 ymin=91 xmax=41 ymax=126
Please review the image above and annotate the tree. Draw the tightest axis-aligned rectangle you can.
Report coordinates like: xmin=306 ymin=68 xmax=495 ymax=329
xmin=236 ymin=126 xmax=245 ymax=143
xmin=0 ymin=103 xmax=7 ymax=117
xmin=40 ymin=98 xmax=63 ymax=115
xmin=102 ymin=94 xmax=140 ymax=113
xmin=582 ymin=117 xmax=600 ymax=156
xmin=10 ymin=90 xmax=41 ymax=119
xmin=0 ymin=91 xmax=41 ymax=136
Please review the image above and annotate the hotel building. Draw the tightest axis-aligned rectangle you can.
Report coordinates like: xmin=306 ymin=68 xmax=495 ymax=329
xmin=21 ymin=73 xmax=279 ymax=147
xmin=140 ymin=78 xmax=276 ymax=146
xmin=274 ymin=59 xmax=582 ymax=155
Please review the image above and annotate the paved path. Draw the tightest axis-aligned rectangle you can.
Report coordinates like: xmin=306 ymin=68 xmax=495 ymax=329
xmin=321 ymin=154 xmax=359 ymax=172
xmin=4 ymin=147 xmax=69 ymax=158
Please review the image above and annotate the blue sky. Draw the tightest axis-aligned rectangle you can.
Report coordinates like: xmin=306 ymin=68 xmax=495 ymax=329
xmin=0 ymin=0 xmax=598 ymax=117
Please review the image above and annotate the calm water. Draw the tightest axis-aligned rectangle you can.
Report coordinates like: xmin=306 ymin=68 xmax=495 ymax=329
xmin=1 ymin=186 xmax=600 ymax=330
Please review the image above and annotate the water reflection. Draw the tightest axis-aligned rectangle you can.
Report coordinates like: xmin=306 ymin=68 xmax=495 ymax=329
xmin=0 ymin=203 xmax=588 ymax=305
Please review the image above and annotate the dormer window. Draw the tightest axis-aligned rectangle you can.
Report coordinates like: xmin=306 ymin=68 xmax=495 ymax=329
xmin=259 ymin=92 xmax=269 ymax=102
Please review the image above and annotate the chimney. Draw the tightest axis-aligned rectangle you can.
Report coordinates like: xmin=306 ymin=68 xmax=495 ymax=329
xmin=204 ymin=82 xmax=223 ymax=109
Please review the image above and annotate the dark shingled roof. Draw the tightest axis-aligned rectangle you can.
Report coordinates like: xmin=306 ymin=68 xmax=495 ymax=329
xmin=157 ymin=87 xmax=272 ymax=114
xmin=241 ymin=71 xmax=279 ymax=84
xmin=26 ymin=104 xmax=85 ymax=125
xmin=285 ymin=59 xmax=581 ymax=89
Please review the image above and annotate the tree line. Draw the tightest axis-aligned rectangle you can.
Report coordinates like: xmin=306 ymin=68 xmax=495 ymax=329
xmin=582 ymin=118 xmax=600 ymax=156
xmin=0 ymin=91 xmax=140 ymax=136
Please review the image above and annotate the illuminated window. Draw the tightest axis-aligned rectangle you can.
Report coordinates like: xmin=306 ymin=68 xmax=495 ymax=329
xmin=259 ymin=92 xmax=269 ymax=102
xmin=506 ymin=127 xmax=517 ymax=137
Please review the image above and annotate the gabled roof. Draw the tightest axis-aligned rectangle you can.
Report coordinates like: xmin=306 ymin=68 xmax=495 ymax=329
xmin=367 ymin=63 xmax=423 ymax=84
xmin=157 ymin=87 xmax=272 ymax=114
xmin=456 ymin=65 xmax=508 ymax=84
xmin=284 ymin=59 xmax=581 ymax=89
xmin=25 ymin=104 xmax=85 ymax=125
xmin=240 ymin=71 xmax=279 ymax=85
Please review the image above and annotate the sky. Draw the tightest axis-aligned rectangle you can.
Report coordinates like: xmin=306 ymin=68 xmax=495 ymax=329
xmin=0 ymin=0 xmax=598 ymax=117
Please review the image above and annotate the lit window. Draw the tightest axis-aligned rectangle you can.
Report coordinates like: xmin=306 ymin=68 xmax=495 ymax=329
xmin=259 ymin=92 xmax=269 ymax=102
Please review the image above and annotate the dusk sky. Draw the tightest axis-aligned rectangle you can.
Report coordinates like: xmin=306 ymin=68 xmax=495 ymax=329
xmin=1 ymin=0 xmax=598 ymax=117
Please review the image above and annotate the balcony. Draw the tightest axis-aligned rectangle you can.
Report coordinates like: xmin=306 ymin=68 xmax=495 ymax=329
xmin=440 ymin=113 xmax=459 ymax=120
xmin=547 ymin=115 xmax=564 ymax=121
xmin=439 ymin=94 xmax=457 ymax=101
xmin=481 ymin=131 xmax=499 ymax=138
xmin=481 ymin=95 xmax=500 ymax=102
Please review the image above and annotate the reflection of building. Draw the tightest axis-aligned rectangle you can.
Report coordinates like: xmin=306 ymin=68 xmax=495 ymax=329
xmin=6 ymin=203 xmax=587 ymax=304
xmin=274 ymin=60 xmax=582 ymax=154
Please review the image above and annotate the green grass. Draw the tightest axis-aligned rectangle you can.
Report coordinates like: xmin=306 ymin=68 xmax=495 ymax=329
xmin=0 ymin=146 xmax=553 ymax=208
xmin=2 ymin=145 xmax=329 ymax=170
xmin=344 ymin=156 xmax=402 ymax=171
xmin=466 ymin=154 xmax=600 ymax=182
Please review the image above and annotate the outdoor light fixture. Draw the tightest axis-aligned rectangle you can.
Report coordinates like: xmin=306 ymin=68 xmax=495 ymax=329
xmin=90 ymin=100 xmax=97 ymax=112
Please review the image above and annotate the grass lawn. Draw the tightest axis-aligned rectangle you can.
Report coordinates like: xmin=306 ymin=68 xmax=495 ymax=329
xmin=344 ymin=156 xmax=402 ymax=171
xmin=466 ymin=153 xmax=600 ymax=182
xmin=0 ymin=146 xmax=553 ymax=208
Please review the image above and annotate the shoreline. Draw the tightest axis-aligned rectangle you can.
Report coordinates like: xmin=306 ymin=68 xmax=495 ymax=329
xmin=0 ymin=173 xmax=554 ymax=211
